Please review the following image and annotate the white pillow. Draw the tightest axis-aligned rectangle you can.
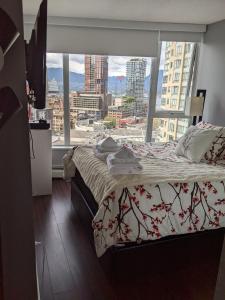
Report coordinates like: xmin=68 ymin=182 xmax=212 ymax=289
xmin=175 ymin=126 xmax=219 ymax=162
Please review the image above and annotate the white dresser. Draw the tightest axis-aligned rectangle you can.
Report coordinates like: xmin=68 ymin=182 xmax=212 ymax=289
xmin=30 ymin=129 xmax=52 ymax=196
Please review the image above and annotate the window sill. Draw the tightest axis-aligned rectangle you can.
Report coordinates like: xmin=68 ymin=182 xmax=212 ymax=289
xmin=52 ymin=145 xmax=74 ymax=150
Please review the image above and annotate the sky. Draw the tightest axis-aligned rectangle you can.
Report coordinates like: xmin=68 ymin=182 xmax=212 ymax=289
xmin=46 ymin=53 xmax=153 ymax=76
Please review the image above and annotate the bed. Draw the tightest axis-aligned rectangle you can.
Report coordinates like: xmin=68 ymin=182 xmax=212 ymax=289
xmin=67 ymin=141 xmax=225 ymax=273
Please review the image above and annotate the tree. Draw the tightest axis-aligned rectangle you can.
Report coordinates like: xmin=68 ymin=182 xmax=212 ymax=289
xmin=122 ymin=96 xmax=135 ymax=105
xmin=104 ymin=116 xmax=116 ymax=128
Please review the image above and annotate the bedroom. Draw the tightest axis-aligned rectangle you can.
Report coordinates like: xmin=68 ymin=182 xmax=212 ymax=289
xmin=1 ymin=0 xmax=225 ymax=299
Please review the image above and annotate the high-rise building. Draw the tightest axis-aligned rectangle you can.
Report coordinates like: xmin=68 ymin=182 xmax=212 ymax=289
xmin=126 ymin=58 xmax=147 ymax=99
xmin=156 ymin=42 xmax=194 ymax=142
xmin=85 ymin=55 xmax=95 ymax=92
xmin=84 ymin=55 xmax=108 ymax=94
xmin=94 ymin=55 xmax=108 ymax=94
xmin=160 ymin=42 xmax=193 ymax=112
xmin=47 ymin=78 xmax=59 ymax=95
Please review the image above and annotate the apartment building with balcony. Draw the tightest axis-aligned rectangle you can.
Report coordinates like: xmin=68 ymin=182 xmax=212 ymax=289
xmin=72 ymin=92 xmax=112 ymax=119
xmin=108 ymin=105 xmax=134 ymax=121
xmin=158 ymin=42 xmax=193 ymax=142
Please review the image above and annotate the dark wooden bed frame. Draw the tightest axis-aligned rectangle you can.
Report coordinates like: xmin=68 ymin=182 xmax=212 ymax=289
xmin=71 ymin=169 xmax=225 ymax=277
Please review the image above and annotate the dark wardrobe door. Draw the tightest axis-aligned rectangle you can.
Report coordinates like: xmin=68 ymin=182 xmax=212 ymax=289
xmin=0 ymin=237 xmax=3 ymax=300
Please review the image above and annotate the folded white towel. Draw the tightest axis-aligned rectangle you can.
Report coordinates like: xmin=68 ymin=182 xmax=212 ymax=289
xmin=107 ymin=147 xmax=142 ymax=175
xmin=107 ymin=146 xmax=141 ymax=165
xmin=96 ymin=137 xmax=120 ymax=152
xmin=96 ymin=145 xmax=120 ymax=153
xmin=107 ymin=158 xmax=143 ymax=175
xmin=94 ymin=149 xmax=113 ymax=162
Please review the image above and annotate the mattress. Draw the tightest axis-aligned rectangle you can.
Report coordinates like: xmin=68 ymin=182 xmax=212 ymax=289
xmin=71 ymin=142 xmax=225 ymax=257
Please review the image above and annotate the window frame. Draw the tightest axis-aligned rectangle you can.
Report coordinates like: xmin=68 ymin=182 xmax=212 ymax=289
xmin=63 ymin=54 xmax=70 ymax=146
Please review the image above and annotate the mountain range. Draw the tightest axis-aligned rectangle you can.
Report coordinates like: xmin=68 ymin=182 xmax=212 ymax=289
xmin=47 ymin=67 xmax=163 ymax=96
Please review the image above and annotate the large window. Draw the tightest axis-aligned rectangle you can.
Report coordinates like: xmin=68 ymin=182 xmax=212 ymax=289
xmin=47 ymin=54 xmax=152 ymax=145
xmin=46 ymin=41 xmax=198 ymax=146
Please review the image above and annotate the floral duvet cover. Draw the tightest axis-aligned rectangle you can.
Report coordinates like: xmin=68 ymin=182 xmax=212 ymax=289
xmin=92 ymin=143 xmax=225 ymax=257
xmin=93 ymin=179 xmax=225 ymax=257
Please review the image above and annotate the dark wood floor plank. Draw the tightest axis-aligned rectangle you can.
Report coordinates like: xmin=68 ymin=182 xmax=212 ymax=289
xmin=33 ymin=179 xmax=223 ymax=300
xmin=44 ymin=225 xmax=74 ymax=294
xmin=214 ymin=237 xmax=225 ymax=300
xmin=34 ymin=195 xmax=75 ymax=294
xmin=35 ymin=243 xmax=54 ymax=300
xmin=58 ymin=216 xmax=115 ymax=300
xmin=51 ymin=180 xmax=72 ymax=224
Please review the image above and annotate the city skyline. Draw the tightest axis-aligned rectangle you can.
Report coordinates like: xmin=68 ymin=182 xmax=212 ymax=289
xmin=46 ymin=42 xmax=192 ymax=146
xmin=47 ymin=53 xmax=152 ymax=76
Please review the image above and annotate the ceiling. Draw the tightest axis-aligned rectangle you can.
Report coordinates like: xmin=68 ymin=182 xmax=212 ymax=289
xmin=22 ymin=0 xmax=225 ymax=25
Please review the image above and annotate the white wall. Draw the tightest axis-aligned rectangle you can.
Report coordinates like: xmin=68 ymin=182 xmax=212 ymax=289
xmin=197 ymin=19 xmax=225 ymax=126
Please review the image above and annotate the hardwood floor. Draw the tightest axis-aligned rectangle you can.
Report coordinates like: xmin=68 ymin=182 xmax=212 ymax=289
xmin=33 ymin=179 xmax=222 ymax=300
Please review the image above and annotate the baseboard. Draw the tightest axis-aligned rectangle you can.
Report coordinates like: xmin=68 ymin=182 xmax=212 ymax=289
xmin=52 ymin=168 xmax=64 ymax=178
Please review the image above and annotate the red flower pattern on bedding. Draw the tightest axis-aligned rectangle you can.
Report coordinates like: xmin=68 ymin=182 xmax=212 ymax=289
xmin=196 ymin=121 xmax=225 ymax=164
xmin=93 ymin=180 xmax=225 ymax=257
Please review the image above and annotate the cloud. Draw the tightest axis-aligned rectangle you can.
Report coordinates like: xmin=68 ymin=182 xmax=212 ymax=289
xmin=69 ymin=54 xmax=85 ymax=73
xmin=47 ymin=53 xmax=151 ymax=76
xmin=70 ymin=61 xmax=85 ymax=74
xmin=46 ymin=53 xmax=63 ymax=68
xmin=70 ymin=54 xmax=84 ymax=64
xmin=108 ymin=56 xmax=151 ymax=77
